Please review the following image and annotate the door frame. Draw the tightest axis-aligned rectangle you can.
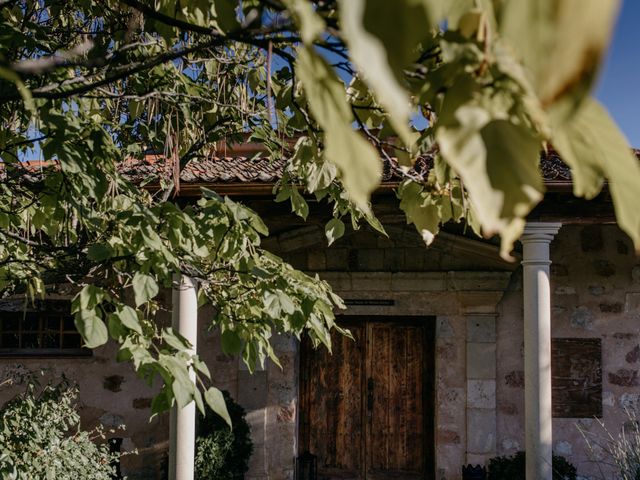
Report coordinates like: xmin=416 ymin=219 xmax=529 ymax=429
xmin=298 ymin=315 xmax=436 ymax=479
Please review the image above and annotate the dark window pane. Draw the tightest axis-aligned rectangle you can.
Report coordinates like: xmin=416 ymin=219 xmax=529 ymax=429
xmin=22 ymin=334 xmax=39 ymax=348
xmin=63 ymin=316 xmax=75 ymax=331
xmin=23 ymin=313 xmax=39 ymax=331
xmin=0 ymin=333 xmax=19 ymax=348
xmin=0 ymin=313 xmax=20 ymax=332
xmin=47 ymin=315 xmax=62 ymax=331
xmin=42 ymin=333 xmax=60 ymax=348
xmin=62 ymin=334 xmax=82 ymax=349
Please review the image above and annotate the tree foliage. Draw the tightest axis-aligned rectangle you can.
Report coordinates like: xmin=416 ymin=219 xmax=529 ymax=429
xmin=0 ymin=381 xmax=120 ymax=480
xmin=0 ymin=0 xmax=637 ymax=418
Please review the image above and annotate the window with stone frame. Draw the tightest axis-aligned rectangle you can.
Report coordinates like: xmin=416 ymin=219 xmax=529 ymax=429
xmin=0 ymin=300 xmax=89 ymax=357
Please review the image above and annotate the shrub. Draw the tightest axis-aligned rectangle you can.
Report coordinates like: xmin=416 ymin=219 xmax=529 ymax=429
xmin=487 ymin=451 xmax=577 ymax=480
xmin=195 ymin=390 xmax=253 ymax=480
xmin=580 ymin=407 xmax=640 ymax=480
xmin=0 ymin=381 xmax=120 ymax=480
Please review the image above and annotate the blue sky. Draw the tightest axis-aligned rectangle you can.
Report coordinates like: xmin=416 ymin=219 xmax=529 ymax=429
xmin=596 ymin=0 xmax=640 ymax=147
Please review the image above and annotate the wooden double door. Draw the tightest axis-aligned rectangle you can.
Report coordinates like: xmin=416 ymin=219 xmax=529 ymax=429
xmin=299 ymin=317 xmax=435 ymax=480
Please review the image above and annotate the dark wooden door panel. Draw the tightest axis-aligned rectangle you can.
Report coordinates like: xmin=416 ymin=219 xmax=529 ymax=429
xmin=300 ymin=317 xmax=435 ymax=480
xmin=366 ymin=323 xmax=426 ymax=479
xmin=300 ymin=324 xmax=365 ymax=479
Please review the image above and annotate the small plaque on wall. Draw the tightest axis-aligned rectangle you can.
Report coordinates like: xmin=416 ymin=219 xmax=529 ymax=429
xmin=343 ymin=299 xmax=395 ymax=306
xmin=552 ymin=338 xmax=602 ymax=418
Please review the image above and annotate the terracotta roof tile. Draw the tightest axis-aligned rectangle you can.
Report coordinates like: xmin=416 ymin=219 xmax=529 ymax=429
xmin=8 ymin=147 xmax=640 ymax=188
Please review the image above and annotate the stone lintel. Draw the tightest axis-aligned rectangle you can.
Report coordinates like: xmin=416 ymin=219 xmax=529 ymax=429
xmin=318 ymin=271 xmax=513 ymax=294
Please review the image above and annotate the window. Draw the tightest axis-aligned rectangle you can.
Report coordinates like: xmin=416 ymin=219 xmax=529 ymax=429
xmin=0 ymin=300 xmax=89 ymax=357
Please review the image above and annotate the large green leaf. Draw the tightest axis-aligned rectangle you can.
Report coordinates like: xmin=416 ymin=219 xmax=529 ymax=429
xmin=552 ymin=98 xmax=640 ymax=251
xmin=338 ymin=0 xmax=433 ymax=145
xmin=74 ymin=310 xmax=108 ymax=349
xmin=437 ymin=108 xmax=543 ymax=257
xmin=132 ymin=272 xmax=159 ymax=307
xmin=205 ymin=387 xmax=232 ymax=428
xmin=296 ymin=47 xmax=382 ymax=210
xmin=398 ymin=182 xmax=441 ymax=245
xmin=500 ymin=0 xmax=621 ymax=120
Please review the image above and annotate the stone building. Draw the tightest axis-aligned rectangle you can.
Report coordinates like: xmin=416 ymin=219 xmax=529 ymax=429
xmin=1 ymin=147 xmax=639 ymax=479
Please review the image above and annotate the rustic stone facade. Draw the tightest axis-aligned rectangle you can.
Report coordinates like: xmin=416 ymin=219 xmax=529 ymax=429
xmin=0 ymin=223 xmax=638 ymax=480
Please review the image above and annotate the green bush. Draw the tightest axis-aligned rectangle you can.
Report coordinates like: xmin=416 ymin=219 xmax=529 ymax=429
xmin=195 ymin=390 xmax=252 ymax=480
xmin=487 ymin=451 xmax=577 ymax=480
xmin=0 ymin=381 xmax=120 ymax=480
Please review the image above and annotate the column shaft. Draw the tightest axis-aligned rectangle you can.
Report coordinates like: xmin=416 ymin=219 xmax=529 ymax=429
xmin=169 ymin=274 xmax=198 ymax=480
xmin=521 ymin=223 xmax=561 ymax=480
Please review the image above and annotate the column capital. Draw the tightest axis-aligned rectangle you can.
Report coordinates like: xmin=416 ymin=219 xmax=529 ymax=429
xmin=521 ymin=222 xmax=562 ymax=244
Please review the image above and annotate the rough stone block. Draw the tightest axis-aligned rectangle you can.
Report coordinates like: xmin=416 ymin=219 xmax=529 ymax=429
xmin=270 ymin=334 xmax=298 ymax=354
xmin=466 ymin=316 xmax=496 ymax=342
xmin=237 ymin=371 xmax=268 ymax=410
xmin=391 ymin=272 xmax=445 ymax=291
xmin=466 ymin=343 xmax=496 ymax=380
xmin=626 ymin=345 xmax=640 ymax=363
xmin=318 ymin=272 xmax=352 ymax=291
xmin=554 ymin=286 xmax=576 ymax=295
xmin=383 ymin=248 xmax=404 ymax=271
xmin=466 ymin=409 xmax=496 ymax=453
xmin=437 ymin=428 xmax=461 ymax=445
xmin=351 ymin=272 xmax=392 ymax=291
xmin=467 ymin=380 xmax=496 ymax=409
xmin=437 ymin=316 xmax=454 ymax=338
xmin=325 ymin=248 xmax=348 ymax=270
xmin=625 ymin=292 xmax=640 ymax=312
xmin=608 ymin=369 xmax=638 ymax=387
xmin=580 ymin=226 xmax=604 ymax=252
xmin=501 ymin=438 xmax=520 ymax=451
xmin=357 ymin=249 xmax=384 ymax=270
xmin=620 ymin=393 xmax=640 ymax=409
xmin=307 ymin=250 xmax=326 ymax=271
xmin=555 ymin=440 xmax=573 ymax=456
xmin=589 ymin=285 xmax=605 ymax=296
xmin=599 ymin=302 xmax=623 ymax=313
xmin=571 ymin=306 xmax=594 ymax=330
xmin=504 ymin=370 xmax=525 ymax=388
xmin=551 ymin=263 xmax=568 ymax=276
xmin=594 ymin=260 xmax=616 ymax=277
xmin=447 ymin=271 xmax=512 ymax=292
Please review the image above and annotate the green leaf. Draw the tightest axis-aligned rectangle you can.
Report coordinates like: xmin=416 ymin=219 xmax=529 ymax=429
xmin=338 ymin=0 xmax=433 ymax=145
xmin=73 ymin=285 xmax=106 ymax=312
xmin=132 ymin=272 xmax=159 ymax=307
xmin=500 ymin=0 xmax=620 ymax=120
xmin=289 ymin=187 xmax=309 ymax=220
xmin=552 ymin=98 xmax=640 ymax=252
xmin=163 ymin=328 xmax=192 ymax=352
xmin=437 ymin=108 xmax=543 ymax=256
xmin=116 ymin=305 xmax=143 ymax=335
xmin=221 ymin=330 xmax=242 ymax=355
xmin=325 ymin=218 xmax=345 ymax=246
xmin=205 ymin=387 xmax=232 ymax=428
xmin=74 ymin=310 xmax=108 ymax=348
xmin=398 ymin=182 xmax=440 ymax=245
xmin=296 ymin=47 xmax=382 ymax=211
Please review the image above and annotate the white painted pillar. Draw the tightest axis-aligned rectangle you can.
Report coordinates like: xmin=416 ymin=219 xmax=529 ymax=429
xmin=169 ymin=274 xmax=198 ymax=480
xmin=520 ymin=223 xmax=561 ymax=480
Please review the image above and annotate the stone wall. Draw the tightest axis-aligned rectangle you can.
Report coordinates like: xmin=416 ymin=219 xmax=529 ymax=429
xmin=496 ymin=224 xmax=640 ymax=480
xmin=1 ymin=223 xmax=636 ymax=480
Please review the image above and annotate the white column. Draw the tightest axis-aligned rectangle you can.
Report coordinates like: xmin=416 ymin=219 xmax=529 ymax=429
xmin=520 ymin=223 xmax=561 ymax=480
xmin=169 ymin=274 xmax=198 ymax=480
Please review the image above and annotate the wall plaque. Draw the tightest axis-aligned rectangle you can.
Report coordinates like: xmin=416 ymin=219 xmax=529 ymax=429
xmin=552 ymin=338 xmax=602 ymax=418
xmin=343 ymin=299 xmax=395 ymax=306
